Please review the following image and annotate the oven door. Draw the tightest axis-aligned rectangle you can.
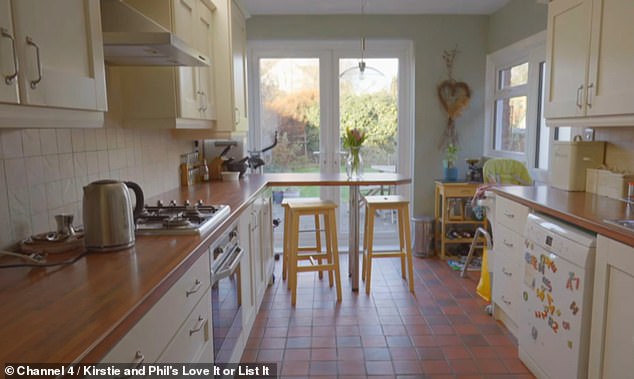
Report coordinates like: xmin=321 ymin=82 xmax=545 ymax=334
xmin=211 ymin=243 xmax=244 ymax=363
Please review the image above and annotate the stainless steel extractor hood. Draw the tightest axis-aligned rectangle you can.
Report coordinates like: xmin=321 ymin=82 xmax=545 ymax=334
xmin=100 ymin=0 xmax=210 ymax=66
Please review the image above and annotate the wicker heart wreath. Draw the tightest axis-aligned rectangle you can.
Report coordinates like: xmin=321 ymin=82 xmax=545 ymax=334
xmin=437 ymin=47 xmax=471 ymax=149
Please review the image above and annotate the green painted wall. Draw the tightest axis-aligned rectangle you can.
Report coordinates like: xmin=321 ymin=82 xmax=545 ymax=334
xmin=247 ymin=15 xmax=488 ymax=216
xmin=487 ymin=0 xmax=548 ymax=52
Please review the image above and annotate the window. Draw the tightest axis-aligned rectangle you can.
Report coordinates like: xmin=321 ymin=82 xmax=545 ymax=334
xmin=484 ymin=32 xmax=548 ymax=182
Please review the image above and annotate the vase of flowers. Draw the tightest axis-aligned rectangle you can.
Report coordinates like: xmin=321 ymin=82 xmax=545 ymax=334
xmin=443 ymin=143 xmax=459 ymax=181
xmin=343 ymin=127 xmax=367 ymax=179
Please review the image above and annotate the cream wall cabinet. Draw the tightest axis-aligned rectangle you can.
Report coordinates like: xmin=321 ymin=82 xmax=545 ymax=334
xmin=491 ymin=196 xmax=529 ymax=337
xmin=101 ymin=250 xmax=211 ymax=364
xmin=0 ymin=0 xmax=106 ymax=127
xmin=545 ymin=0 xmax=634 ymax=126
xmin=588 ymin=235 xmax=634 ymax=378
xmin=110 ymin=0 xmax=216 ymax=129
xmin=209 ymin=0 xmax=248 ymax=135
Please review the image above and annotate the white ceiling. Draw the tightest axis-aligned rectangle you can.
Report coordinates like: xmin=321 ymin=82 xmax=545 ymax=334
xmin=241 ymin=0 xmax=512 ymax=16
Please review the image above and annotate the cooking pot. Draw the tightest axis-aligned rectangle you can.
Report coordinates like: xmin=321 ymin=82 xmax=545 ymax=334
xmin=82 ymin=180 xmax=144 ymax=252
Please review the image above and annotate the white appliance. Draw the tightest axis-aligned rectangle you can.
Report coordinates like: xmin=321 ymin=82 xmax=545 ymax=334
xmin=519 ymin=213 xmax=596 ymax=379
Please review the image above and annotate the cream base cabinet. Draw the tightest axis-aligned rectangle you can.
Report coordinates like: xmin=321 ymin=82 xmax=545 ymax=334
xmin=0 ymin=0 xmax=106 ymax=127
xmin=588 ymin=235 xmax=634 ymax=378
xmin=101 ymin=251 xmax=211 ymax=364
xmin=545 ymin=0 xmax=634 ymax=126
xmin=491 ymin=196 xmax=529 ymax=337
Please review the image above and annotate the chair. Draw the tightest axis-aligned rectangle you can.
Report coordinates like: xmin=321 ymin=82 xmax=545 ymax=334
xmin=482 ymin=158 xmax=532 ymax=186
xmin=285 ymin=199 xmax=342 ymax=305
xmin=361 ymin=195 xmax=414 ymax=294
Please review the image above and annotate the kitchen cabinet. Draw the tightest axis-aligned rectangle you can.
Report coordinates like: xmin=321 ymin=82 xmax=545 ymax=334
xmin=101 ymin=250 xmax=212 ymax=364
xmin=588 ymin=235 xmax=634 ymax=378
xmin=433 ymin=181 xmax=487 ymax=260
xmin=0 ymin=0 xmax=107 ymax=127
xmin=491 ymin=195 xmax=529 ymax=337
xmin=109 ymin=0 xmax=216 ymax=129
xmin=545 ymin=0 xmax=634 ymax=126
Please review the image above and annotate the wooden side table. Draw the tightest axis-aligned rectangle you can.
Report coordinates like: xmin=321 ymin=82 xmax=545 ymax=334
xmin=433 ymin=180 xmax=486 ymax=259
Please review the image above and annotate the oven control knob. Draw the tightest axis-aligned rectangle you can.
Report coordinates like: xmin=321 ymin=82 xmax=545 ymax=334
xmin=197 ymin=199 xmax=204 ymax=206
xmin=213 ymin=247 xmax=224 ymax=258
xmin=169 ymin=200 xmax=177 ymax=206
xmin=184 ymin=200 xmax=190 ymax=207
xmin=157 ymin=200 xmax=164 ymax=207
xmin=229 ymin=230 xmax=238 ymax=239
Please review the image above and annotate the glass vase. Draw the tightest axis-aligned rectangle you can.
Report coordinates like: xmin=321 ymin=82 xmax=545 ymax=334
xmin=346 ymin=147 xmax=364 ymax=179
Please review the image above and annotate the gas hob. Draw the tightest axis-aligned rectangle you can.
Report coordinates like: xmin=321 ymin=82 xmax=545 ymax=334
xmin=135 ymin=200 xmax=230 ymax=236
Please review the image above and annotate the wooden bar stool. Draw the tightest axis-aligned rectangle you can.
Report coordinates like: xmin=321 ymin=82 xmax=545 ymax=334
xmin=286 ymin=200 xmax=342 ymax=305
xmin=362 ymin=195 xmax=414 ymax=294
xmin=281 ymin=198 xmax=324 ymax=288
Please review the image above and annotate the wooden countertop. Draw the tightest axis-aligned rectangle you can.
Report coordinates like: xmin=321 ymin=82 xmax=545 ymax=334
xmin=493 ymin=185 xmax=634 ymax=246
xmin=0 ymin=173 xmax=411 ymax=365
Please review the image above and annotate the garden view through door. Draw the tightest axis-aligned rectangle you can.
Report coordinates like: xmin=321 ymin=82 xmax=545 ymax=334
xmin=257 ymin=56 xmax=400 ymax=252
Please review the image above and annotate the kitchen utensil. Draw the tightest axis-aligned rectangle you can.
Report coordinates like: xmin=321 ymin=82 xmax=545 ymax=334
xmin=55 ymin=214 xmax=76 ymax=237
xmin=82 ymin=180 xmax=144 ymax=252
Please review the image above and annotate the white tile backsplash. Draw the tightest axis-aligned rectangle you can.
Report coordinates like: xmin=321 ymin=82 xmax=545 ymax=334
xmin=1 ymin=130 xmax=24 ymax=158
xmin=22 ymin=130 xmax=42 ymax=157
xmin=0 ymin=125 xmax=191 ymax=249
xmin=40 ymin=129 xmax=58 ymax=155
xmin=56 ymin=129 xmax=73 ymax=153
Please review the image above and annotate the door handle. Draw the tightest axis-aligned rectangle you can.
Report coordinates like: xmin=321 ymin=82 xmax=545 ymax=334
xmin=26 ymin=36 xmax=42 ymax=89
xmin=1 ymin=28 xmax=18 ymax=85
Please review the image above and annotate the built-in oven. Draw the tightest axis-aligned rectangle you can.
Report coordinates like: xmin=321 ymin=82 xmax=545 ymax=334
xmin=210 ymin=224 xmax=244 ymax=363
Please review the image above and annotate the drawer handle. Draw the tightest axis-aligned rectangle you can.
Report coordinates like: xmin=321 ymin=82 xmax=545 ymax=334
xmin=189 ymin=316 xmax=206 ymax=336
xmin=503 ymin=240 xmax=514 ymax=248
xmin=186 ymin=279 xmax=202 ymax=297
xmin=503 ymin=211 xmax=515 ymax=219
xmin=502 ymin=267 xmax=512 ymax=277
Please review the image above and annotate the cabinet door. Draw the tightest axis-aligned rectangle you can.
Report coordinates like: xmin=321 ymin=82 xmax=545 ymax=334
xmin=172 ymin=0 xmax=197 ymax=49
xmin=586 ymin=0 xmax=634 ymax=116
xmin=178 ymin=67 xmax=202 ymax=119
xmin=544 ymin=0 xmax=592 ymax=119
xmin=11 ymin=0 xmax=106 ymax=111
xmin=0 ymin=0 xmax=18 ymax=103
xmin=231 ymin=0 xmax=248 ymax=132
xmin=589 ymin=236 xmax=634 ymax=379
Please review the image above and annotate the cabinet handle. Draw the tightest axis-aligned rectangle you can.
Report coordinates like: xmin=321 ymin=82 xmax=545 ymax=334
xmin=1 ymin=28 xmax=18 ymax=85
xmin=186 ymin=279 xmax=202 ymax=297
xmin=503 ymin=240 xmax=514 ymax=248
xmin=586 ymin=83 xmax=594 ymax=108
xmin=234 ymin=107 xmax=240 ymax=125
xmin=576 ymin=84 xmax=583 ymax=109
xmin=200 ymin=91 xmax=208 ymax=112
xmin=189 ymin=316 xmax=206 ymax=335
xmin=26 ymin=36 xmax=42 ymax=89
xmin=503 ymin=211 xmax=515 ymax=219
xmin=502 ymin=267 xmax=512 ymax=277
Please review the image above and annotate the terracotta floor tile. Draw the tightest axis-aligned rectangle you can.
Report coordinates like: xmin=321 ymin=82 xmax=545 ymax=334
xmin=243 ymin=256 xmax=536 ymax=379
xmin=365 ymin=360 xmax=395 ymax=375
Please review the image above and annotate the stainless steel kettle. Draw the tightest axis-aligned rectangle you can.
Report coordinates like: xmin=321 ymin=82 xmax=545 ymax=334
xmin=82 ymin=180 xmax=144 ymax=252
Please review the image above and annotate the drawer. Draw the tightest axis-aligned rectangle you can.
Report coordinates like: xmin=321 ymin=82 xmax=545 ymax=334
xmin=101 ymin=250 xmax=210 ymax=364
xmin=493 ymin=222 xmax=525 ymax=267
xmin=442 ymin=185 xmax=476 ymax=198
xmin=493 ymin=264 xmax=519 ymax=323
xmin=495 ymin=196 xmax=529 ymax=235
xmin=158 ymin=288 xmax=213 ymax=363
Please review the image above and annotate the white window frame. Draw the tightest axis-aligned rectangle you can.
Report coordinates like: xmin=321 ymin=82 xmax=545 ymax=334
xmin=247 ymin=39 xmax=414 ymax=193
xmin=483 ymin=31 xmax=548 ymax=183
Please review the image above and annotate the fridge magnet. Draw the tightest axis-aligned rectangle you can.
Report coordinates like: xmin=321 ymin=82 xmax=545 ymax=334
xmin=523 ymin=291 xmax=528 ymax=301
xmin=566 ymin=272 xmax=580 ymax=291
xmin=556 ymin=309 xmax=561 ymax=317
xmin=562 ymin=321 xmax=570 ymax=330
xmin=568 ymin=340 xmax=573 ymax=349
xmin=570 ymin=301 xmax=579 ymax=316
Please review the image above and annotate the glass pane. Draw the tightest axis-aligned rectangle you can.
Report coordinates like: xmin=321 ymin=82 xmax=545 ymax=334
xmin=536 ymin=62 xmax=549 ymax=170
xmin=259 ymin=58 xmax=320 ymax=174
xmin=259 ymin=58 xmax=320 ymax=252
xmin=493 ymin=96 xmax=527 ymax=153
xmin=340 ymin=58 xmax=399 ymax=249
xmin=498 ymin=62 xmax=529 ymax=90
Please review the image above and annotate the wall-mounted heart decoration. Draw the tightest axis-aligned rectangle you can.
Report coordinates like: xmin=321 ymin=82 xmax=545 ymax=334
xmin=437 ymin=47 xmax=471 ymax=149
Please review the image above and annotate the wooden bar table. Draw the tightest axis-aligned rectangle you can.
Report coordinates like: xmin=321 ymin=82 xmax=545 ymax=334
xmin=263 ymin=172 xmax=411 ymax=291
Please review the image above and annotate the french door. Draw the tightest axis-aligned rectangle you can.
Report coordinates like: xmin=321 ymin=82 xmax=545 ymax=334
xmin=248 ymin=40 xmax=413 ymax=251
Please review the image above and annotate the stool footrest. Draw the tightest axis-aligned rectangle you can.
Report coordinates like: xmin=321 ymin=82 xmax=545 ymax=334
xmin=296 ymin=264 xmax=336 ymax=272
xmin=366 ymin=251 xmax=406 ymax=258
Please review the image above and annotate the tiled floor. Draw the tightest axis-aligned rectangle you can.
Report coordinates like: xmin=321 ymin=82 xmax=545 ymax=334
xmin=241 ymin=253 xmax=535 ymax=378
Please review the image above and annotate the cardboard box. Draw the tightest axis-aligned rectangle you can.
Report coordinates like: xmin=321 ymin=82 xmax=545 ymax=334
xmin=586 ymin=168 xmax=634 ymax=199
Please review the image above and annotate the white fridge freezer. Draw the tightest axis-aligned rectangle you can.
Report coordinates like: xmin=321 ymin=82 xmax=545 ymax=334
xmin=519 ymin=213 xmax=596 ymax=379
